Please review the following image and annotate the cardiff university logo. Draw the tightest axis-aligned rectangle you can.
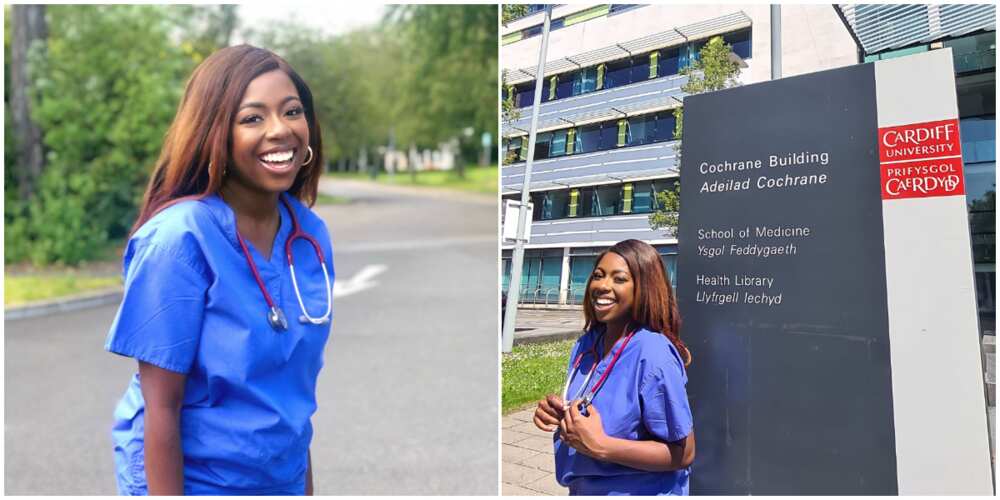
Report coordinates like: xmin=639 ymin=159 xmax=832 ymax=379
xmin=878 ymin=119 xmax=965 ymax=200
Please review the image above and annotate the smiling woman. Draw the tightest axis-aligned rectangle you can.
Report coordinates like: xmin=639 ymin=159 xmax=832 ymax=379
xmin=104 ymin=45 xmax=333 ymax=495
xmin=533 ymin=239 xmax=695 ymax=496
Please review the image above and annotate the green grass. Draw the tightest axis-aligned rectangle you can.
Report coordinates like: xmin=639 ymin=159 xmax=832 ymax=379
xmin=326 ymin=164 xmax=497 ymax=195
xmin=5 ymin=274 xmax=121 ymax=306
xmin=315 ymin=192 xmax=350 ymax=205
xmin=502 ymin=338 xmax=576 ymax=415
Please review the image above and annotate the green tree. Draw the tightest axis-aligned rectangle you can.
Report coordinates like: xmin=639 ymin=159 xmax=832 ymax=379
xmin=649 ymin=36 xmax=741 ymax=232
xmin=386 ymin=5 xmax=498 ymax=165
xmin=5 ymin=5 xmax=203 ymax=265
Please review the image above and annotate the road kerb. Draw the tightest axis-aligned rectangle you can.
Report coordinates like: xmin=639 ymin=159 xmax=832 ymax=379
xmin=5 ymin=287 xmax=123 ymax=321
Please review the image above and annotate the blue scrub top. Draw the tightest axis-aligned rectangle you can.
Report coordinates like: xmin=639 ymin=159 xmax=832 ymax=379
xmin=105 ymin=193 xmax=333 ymax=495
xmin=555 ymin=327 xmax=693 ymax=496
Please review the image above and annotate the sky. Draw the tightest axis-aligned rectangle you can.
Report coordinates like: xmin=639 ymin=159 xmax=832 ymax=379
xmin=237 ymin=3 xmax=386 ymax=38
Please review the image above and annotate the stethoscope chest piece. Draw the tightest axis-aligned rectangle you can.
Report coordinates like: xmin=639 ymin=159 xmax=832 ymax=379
xmin=268 ymin=306 xmax=288 ymax=331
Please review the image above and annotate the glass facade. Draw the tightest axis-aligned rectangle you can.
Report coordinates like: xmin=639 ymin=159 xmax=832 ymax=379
xmin=503 ymin=244 xmax=679 ymax=306
xmin=501 ymin=248 xmax=564 ymax=304
xmin=511 ymin=29 xmax=751 ymax=108
xmin=945 ymin=31 xmax=996 ymax=74
xmin=505 ymin=178 xmax=676 ymax=222
xmin=502 ymin=110 xmax=677 ymax=165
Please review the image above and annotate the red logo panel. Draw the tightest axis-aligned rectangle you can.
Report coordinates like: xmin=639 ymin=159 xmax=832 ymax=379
xmin=878 ymin=118 xmax=964 ymax=200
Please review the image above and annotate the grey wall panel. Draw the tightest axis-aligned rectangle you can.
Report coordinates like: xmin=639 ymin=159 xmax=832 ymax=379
xmin=678 ymin=62 xmax=897 ymax=494
xmin=502 ymin=143 xmax=678 ymax=190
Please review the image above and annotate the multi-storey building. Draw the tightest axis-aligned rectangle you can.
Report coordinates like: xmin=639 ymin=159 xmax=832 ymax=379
xmin=501 ymin=4 xmax=857 ymax=305
xmin=835 ymin=3 xmax=995 ymax=330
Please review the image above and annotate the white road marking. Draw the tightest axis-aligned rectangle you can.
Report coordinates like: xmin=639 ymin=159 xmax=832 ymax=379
xmin=332 ymin=264 xmax=388 ymax=298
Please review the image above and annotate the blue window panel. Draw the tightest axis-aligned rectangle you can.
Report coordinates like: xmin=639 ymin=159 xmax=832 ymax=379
xmin=555 ymin=76 xmax=574 ymax=99
xmin=960 ymin=116 xmax=996 ymax=164
xmin=593 ymin=185 xmax=619 ymax=216
xmin=523 ymin=24 xmax=542 ymax=38
xmin=657 ymin=251 xmax=678 ymax=290
xmin=658 ymin=47 xmax=681 ymax=76
xmin=540 ymin=256 xmax=562 ymax=296
xmin=533 ymin=132 xmax=552 ymax=161
xmin=568 ymin=256 xmax=597 ymax=304
xmin=678 ymin=46 xmax=691 ymax=70
xmin=689 ymin=41 xmax=705 ymax=65
xmin=725 ymin=29 xmax=752 ymax=59
xmin=631 ymin=60 xmax=651 ymax=82
xmin=502 ymin=260 xmax=510 ymax=292
xmin=550 ymin=129 xmax=568 ymax=157
xmin=964 ymin=161 xmax=996 ymax=209
xmin=654 ymin=112 xmax=676 ymax=143
xmin=545 ymin=190 xmax=569 ymax=220
xmin=574 ymin=67 xmax=598 ymax=95
xmin=605 ymin=59 xmax=633 ymax=89
xmin=578 ymin=124 xmax=602 ymax=154
xmin=632 ymin=181 xmax=655 ymax=214
xmin=516 ymin=84 xmax=536 ymax=108
xmin=550 ymin=18 xmax=565 ymax=30
xmin=598 ymin=122 xmax=619 ymax=150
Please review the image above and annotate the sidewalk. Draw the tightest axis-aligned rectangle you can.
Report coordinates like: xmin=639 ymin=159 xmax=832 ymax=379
xmin=502 ymin=408 xmax=567 ymax=496
xmin=512 ymin=308 xmax=584 ymax=345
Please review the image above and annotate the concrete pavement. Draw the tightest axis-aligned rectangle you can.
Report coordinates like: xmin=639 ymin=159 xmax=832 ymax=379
xmin=501 ymin=408 xmax=567 ymax=496
xmin=511 ymin=307 xmax=584 ymax=345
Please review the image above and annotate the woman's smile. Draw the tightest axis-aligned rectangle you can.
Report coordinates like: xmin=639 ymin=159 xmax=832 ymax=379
xmin=258 ymin=146 xmax=298 ymax=173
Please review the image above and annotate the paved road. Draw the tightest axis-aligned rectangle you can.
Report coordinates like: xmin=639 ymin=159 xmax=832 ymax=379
xmin=4 ymin=178 xmax=499 ymax=495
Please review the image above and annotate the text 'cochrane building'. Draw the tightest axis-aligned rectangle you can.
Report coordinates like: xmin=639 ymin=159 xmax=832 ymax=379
xmin=501 ymin=4 xmax=857 ymax=305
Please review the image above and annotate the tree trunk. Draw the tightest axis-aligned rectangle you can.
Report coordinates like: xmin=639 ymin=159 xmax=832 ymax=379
xmin=10 ymin=5 xmax=47 ymax=201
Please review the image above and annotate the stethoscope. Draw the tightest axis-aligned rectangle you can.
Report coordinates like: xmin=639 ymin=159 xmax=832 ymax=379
xmin=562 ymin=326 xmax=638 ymax=411
xmin=233 ymin=194 xmax=332 ymax=331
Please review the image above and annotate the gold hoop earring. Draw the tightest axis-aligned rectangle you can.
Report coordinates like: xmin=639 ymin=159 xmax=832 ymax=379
xmin=302 ymin=146 xmax=314 ymax=167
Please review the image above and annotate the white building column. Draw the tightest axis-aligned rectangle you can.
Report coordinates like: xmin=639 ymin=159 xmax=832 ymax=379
xmin=559 ymin=247 xmax=571 ymax=305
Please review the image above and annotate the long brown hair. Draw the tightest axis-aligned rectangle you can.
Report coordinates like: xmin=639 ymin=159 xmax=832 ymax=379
xmin=130 ymin=45 xmax=323 ymax=235
xmin=583 ymin=239 xmax=691 ymax=366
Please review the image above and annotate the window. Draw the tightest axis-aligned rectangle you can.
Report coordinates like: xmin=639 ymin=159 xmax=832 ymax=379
xmin=550 ymin=129 xmax=568 ymax=157
xmin=504 ymin=111 xmax=679 ymax=163
xmin=577 ymin=123 xmax=601 ymax=154
xmin=515 ymin=84 xmax=536 ymax=108
xmin=591 ymin=184 xmax=620 ymax=216
xmin=511 ymin=30 xmax=749 ymax=107
xmin=556 ymin=74 xmax=574 ymax=99
xmin=945 ymin=32 xmax=996 ymax=74
xmin=533 ymin=132 xmax=552 ymax=160
xmin=574 ymin=67 xmax=598 ymax=95
xmin=604 ymin=58 xmax=633 ymax=90
xmin=654 ymin=245 xmax=679 ymax=290
xmin=630 ymin=58 xmax=651 ymax=83
xmin=961 ymin=116 xmax=996 ymax=164
xmin=658 ymin=47 xmax=681 ymax=77
xmin=541 ymin=190 xmax=569 ymax=220
xmin=725 ymin=29 xmax=752 ymax=59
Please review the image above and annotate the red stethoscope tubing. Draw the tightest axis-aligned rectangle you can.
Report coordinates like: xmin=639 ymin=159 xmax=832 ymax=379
xmin=564 ymin=327 xmax=638 ymax=406
xmin=234 ymin=194 xmax=330 ymax=330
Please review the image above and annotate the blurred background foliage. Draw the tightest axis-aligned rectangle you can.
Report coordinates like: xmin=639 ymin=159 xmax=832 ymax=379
xmin=5 ymin=4 xmax=498 ymax=266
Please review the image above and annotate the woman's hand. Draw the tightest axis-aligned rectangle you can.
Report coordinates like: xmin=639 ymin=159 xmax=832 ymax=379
xmin=559 ymin=399 xmax=609 ymax=459
xmin=533 ymin=394 xmax=565 ymax=432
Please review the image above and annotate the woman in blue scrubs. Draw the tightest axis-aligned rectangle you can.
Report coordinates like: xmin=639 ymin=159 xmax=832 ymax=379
xmin=534 ymin=239 xmax=695 ymax=495
xmin=105 ymin=45 xmax=332 ymax=495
